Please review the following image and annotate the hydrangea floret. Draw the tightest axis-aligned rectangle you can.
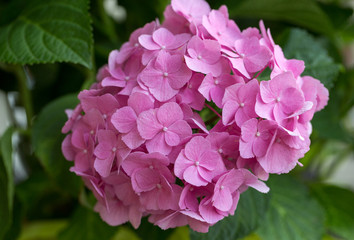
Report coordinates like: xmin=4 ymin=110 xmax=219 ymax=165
xmin=62 ymin=0 xmax=329 ymax=232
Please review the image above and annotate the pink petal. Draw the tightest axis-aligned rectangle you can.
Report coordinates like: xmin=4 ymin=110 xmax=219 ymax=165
xmin=146 ymin=132 xmax=172 ymax=155
xmin=137 ymin=109 xmax=162 ymax=139
xmin=157 ymin=102 xmax=183 ymax=127
xmin=183 ymin=165 xmax=208 ymax=186
xmin=111 ymin=107 xmax=137 ymax=133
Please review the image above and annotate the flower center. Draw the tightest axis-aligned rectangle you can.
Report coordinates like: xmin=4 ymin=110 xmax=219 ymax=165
xmin=161 ymin=45 xmax=166 ymax=50
xmin=195 ymin=161 xmax=200 ymax=166
xmin=163 ymin=126 xmax=168 ymax=132
xmin=112 ymin=147 xmax=117 ymax=152
xmin=276 ymin=97 xmax=281 ymax=102
xmin=214 ymin=80 xmax=219 ymax=85
xmin=197 ymin=55 xmax=202 ymax=60
xmin=83 ymin=149 xmax=88 ymax=154
xmin=256 ymin=131 xmax=261 ymax=137
xmin=239 ymin=102 xmax=245 ymax=107
xmin=220 ymin=185 xmax=225 ymax=190
xmin=218 ymin=148 xmax=223 ymax=154
xmin=163 ymin=72 xmax=169 ymax=77
xmin=125 ymin=76 xmax=130 ymax=81
xmin=156 ymin=183 xmax=162 ymax=189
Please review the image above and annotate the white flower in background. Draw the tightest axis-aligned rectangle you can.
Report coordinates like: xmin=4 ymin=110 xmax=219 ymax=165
xmin=104 ymin=0 xmax=127 ymax=22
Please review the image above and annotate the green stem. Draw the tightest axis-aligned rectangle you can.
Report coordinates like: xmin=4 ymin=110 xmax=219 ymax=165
xmin=322 ymin=146 xmax=353 ymax=180
xmin=0 ymin=64 xmax=34 ymax=129
xmin=97 ymin=0 xmax=119 ymax=43
xmin=15 ymin=66 xmax=34 ymax=128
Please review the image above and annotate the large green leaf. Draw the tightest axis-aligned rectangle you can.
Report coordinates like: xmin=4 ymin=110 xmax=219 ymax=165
xmin=0 ymin=127 xmax=14 ymax=240
xmin=311 ymin=184 xmax=354 ymax=240
xmin=0 ymin=0 xmax=93 ymax=68
xmin=32 ymin=94 xmax=81 ymax=196
xmin=58 ymin=206 xmax=116 ymax=240
xmin=190 ymin=188 xmax=270 ymax=240
xmin=283 ymin=28 xmax=340 ymax=89
xmin=226 ymin=0 xmax=333 ymax=35
xmin=257 ymin=175 xmax=325 ymax=240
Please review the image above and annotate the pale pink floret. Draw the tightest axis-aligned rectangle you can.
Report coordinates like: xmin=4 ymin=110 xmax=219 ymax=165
xmin=259 ymin=20 xmax=304 ymax=78
xmin=171 ymin=0 xmax=211 ymax=25
xmin=122 ymin=152 xmax=181 ymax=210
xmin=94 ymin=186 xmax=130 ymax=226
xmin=70 ymin=130 xmax=94 ymax=174
xmin=102 ymin=55 xmax=142 ymax=96
xmin=202 ymin=8 xmax=242 ymax=47
xmin=162 ymin=5 xmax=190 ymax=34
xmin=139 ymin=27 xmax=191 ymax=64
xmin=177 ymin=72 xmax=205 ymax=111
xmin=212 ymin=169 xmax=269 ymax=213
xmin=174 ymin=136 xmax=226 ymax=186
xmin=139 ymin=51 xmax=192 ymax=102
xmin=222 ymin=36 xmax=272 ymax=79
xmin=222 ymin=79 xmax=260 ymax=127
xmin=239 ymin=119 xmax=277 ymax=159
xmin=258 ymin=128 xmax=305 ymax=174
xmin=199 ymin=73 xmax=242 ymax=108
xmin=111 ymin=92 xmax=154 ymax=149
xmin=185 ymin=36 xmax=222 ymax=77
xmin=94 ymin=130 xmax=130 ymax=177
xmin=255 ymin=72 xmax=313 ymax=131
xmin=104 ymin=172 xmax=143 ymax=228
xmin=137 ymin=102 xmax=192 ymax=155
xmin=206 ymin=132 xmax=239 ymax=163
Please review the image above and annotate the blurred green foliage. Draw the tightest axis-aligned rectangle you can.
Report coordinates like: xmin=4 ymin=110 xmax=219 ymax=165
xmin=0 ymin=0 xmax=353 ymax=239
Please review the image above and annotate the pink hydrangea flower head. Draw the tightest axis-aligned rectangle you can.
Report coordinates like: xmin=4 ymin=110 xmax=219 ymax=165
xmin=61 ymin=0 xmax=329 ymax=232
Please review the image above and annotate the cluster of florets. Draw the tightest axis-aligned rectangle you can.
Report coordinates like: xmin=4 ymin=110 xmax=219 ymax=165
xmin=61 ymin=0 xmax=329 ymax=232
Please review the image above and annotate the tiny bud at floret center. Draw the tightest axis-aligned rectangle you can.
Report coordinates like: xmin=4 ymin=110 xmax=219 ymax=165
xmin=161 ymin=45 xmax=166 ymax=50
xmin=220 ymin=185 xmax=225 ymax=190
xmin=197 ymin=55 xmax=202 ymax=60
xmin=156 ymin=183 xmax=162 ymax=189
xmin=218 ymin=148 xmax=223 ymax=154
xmin=240 ymin=102 xmax=245 ymax=107
xmin=163 ymin=127 xmax=168 ymax=132
xmin=256 ymin=131 xmax=261 ymax=137
xmin=214 ymin=80 xmax=219 ymax=85
xmin=83 ymin=149 xmax=88 ymax=154
xmin=125 ymin=76 xmax=130 ymax=81
xmin=195 ymin=161 xmax=200 ymax=166
xmin=112 ymin=147 xmax=117 ymax=152
xmin=149 ymin=165 xmax=154 ymax=169
xmin=163 ymin=72 xmax=169 ymax=77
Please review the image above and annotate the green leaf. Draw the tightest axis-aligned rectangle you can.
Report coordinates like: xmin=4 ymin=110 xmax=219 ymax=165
xmin=190 ymin=188 xmax=270 ymax=240
xmin=0 ymin=127 xmax=15 ymax=240
xmin=32 ymin=94 xmax=81 ymax=196
xmin=257 ymin=175 xmax=325 ymax=240
xmin=0 ymin=0 xmax=93 ymax=69
xmin=58 ymin=206 xmax=116 ymax=240
xmin=311 ymin=184 xmax=354 ymax=240
xmin=19 ymin=220 xmax=67 ymax=240
xmin=227 ymin=0 xmax=334 ymax=35
xmin=283 ymin=28 xmax=340 ymax=89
